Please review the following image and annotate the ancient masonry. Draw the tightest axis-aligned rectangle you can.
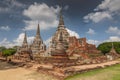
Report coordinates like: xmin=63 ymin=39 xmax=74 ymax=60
xmin=13 ymin=10 xmax=120 ymax=78
xmin=30 ymin=24 xmax=46 ymax=54
xmin=49 ymin=11 xmax=70 ymax=57
xmin=19 ymin=31 xmax=29 ymax=52
xmin=17 ymin=24 xmax=46 ymax=60
xmin=48 ymin=11 xmax=99 ymax=58
xmin=17 ymin=10 xmax=100 ymax=60
xmin=107 ymin=43 xmax=120 ymax=60
xmin=16 ymin=32 xmax=31 ymax=60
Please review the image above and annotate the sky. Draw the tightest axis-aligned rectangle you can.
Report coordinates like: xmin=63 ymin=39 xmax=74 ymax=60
xmin=0 ymin=0 xmax=120 ymax=48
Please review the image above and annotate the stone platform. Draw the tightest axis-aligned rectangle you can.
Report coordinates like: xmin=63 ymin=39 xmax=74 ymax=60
xmin=34 ymin=56 xmax=78 ymax=67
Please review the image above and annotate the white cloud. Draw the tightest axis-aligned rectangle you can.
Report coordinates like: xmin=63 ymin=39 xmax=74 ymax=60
xmin=13 ymin=33 xmax=34 ymax=46
xmin=105 ymin=36 xmax=120 ymax=42
xmin=0 ymin=0 xmax=25 ymax=13
xmin=95 ymin=0 xmax=110 ymax=11
xmin=95 ymin=0 xmax=120 ymax=13
xmin=87 ymin=36 xmax=120 ymax=46
xmin=10 ymin=0 xmax=25 ymax=8
xmin=87 ymin=39 xmax=101 ymax=46
xmin=0 ymin=26 xmax=10 ymax=31
xmin=106 ymin=26 xmax=120 ymax=35
xmin=84 ymin=12 xmax=112 ymax=23
xmin=0 ymin=33 xmax=34 ymax=48
xmin=23 ymin=3 xmax=61 ymax=30
xmin=0 ymin=38 xmax=14 ymax=48
xmin=87 ymin=28 xmax=95 ymax=35
xmin=84 ymin=0 xmax=120 ymax=23
xmin=13 ymin=33 xmax=25 ymax=46
xmin=66 ymin=28 xmax=80 ymax=38
xmin=44 ymin=37 xmax=52 ymax=47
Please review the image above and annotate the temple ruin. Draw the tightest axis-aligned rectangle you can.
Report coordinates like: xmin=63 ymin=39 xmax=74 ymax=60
xmin=16 ymin=10 xmax=101 ymax=64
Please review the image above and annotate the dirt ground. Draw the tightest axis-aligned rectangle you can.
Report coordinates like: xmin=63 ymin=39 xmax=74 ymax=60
xmin=0 ymin=61 xmax=58 ymax=80
xmin=0 ymin=60 xmax=120 ymax=80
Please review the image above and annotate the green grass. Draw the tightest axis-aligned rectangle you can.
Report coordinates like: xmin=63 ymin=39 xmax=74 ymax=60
xmin=65 ymin=64 xmax=120 ymax=80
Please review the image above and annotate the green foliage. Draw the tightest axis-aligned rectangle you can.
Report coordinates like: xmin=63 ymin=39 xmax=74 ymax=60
xmin=13 ymin=46 xmax=18 ymax=50
xmin=0 ymin=46 xmax=6 ymax=52
xmin=97 ymin=42 xmax=120 ymax=54
xmin=2 ymin=48 xmax=16 ymax=57
xmin=65 ymin=64 xmax=120 ymax=80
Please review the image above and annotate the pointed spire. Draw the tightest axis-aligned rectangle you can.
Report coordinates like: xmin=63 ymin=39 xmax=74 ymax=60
xmin=58 ymin=9 xmax=65 ymax=28
xmin=110 ymin=42 xmax=117 ymax=54
xmin=23 ymin=31 xmax=27 ymax=44
xmin=36 ymin=24 xmax=40 ymax=35
xmin=36 ymin=24 xmax=41 ymax=39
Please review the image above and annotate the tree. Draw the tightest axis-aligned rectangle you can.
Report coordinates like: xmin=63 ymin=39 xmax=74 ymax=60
xmin=2 ymin=48 xmax=16 ymax=61
xmin=13 ymin=46 xmax=18 ymax=50
xmin=0 ymin=46 xmax=6 ymax=52
xmin=97 ymin=42 xmax=120 ymax=55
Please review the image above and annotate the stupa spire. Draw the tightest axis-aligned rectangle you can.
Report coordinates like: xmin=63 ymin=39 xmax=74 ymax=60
xmin=110 ymin=42 xmax=116 ymax=53
xmin=58 ymin=9 xmax=65 ymax=28
xmin=31 ymin=24 xmax=46 ymax=54
xmin=36 ymin=24 xmax=41 ymax=39
xmin=23 ymin=31 xmax=27 ymax=44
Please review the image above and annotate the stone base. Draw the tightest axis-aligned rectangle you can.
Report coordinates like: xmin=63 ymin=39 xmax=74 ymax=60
xmin=34 ymin=56 xmax=78 ymax=67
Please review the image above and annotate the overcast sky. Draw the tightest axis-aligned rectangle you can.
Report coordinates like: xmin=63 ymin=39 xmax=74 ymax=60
xmin=0 ymin=0 xmax=120 ymax=48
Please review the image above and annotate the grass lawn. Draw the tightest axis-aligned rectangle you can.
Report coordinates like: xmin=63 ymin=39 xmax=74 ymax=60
xmin=65 ymin=64 xmax=120 ymax=80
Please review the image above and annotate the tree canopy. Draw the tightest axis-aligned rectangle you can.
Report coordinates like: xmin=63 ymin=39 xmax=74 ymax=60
xmin=1 ymin=46 xmax=17 ymax=60
xmin=97 ymin=42 xmax=120 ymax=54
xmin=0 ymin=46 xmax=6 ymax=52
xmin=2 ymin=49 xmax=16 ymax=57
